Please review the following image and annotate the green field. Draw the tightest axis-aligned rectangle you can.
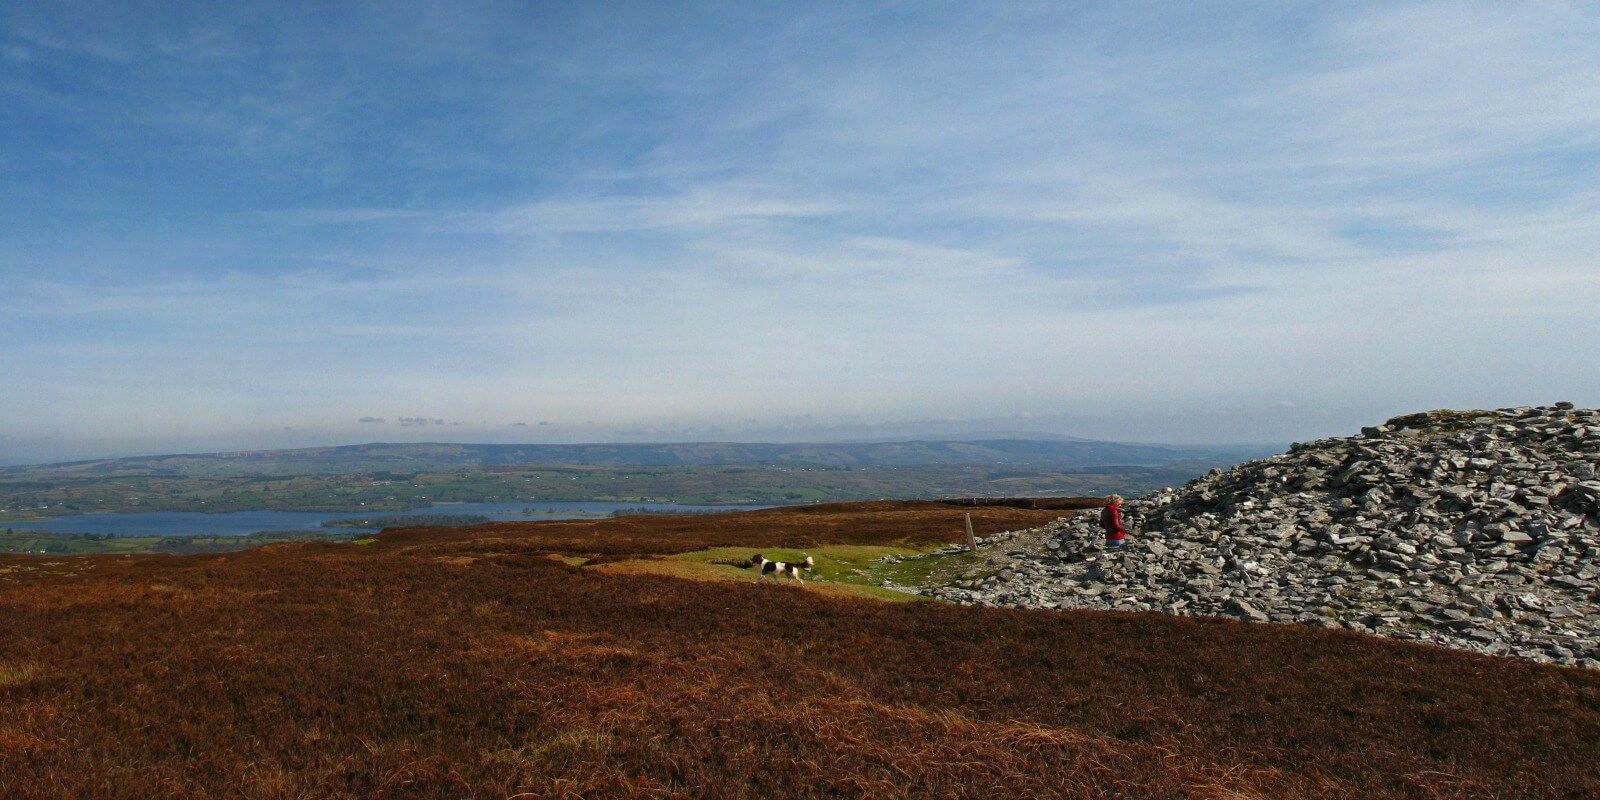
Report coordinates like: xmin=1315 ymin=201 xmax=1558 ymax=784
xmin=0 ymin=529 xmax=368 ymax=556
xmin=0 ymin=462 xmax=1197 ymax=521
xmin=0 ymin=455 xmax=1211 ymax=556
xmin=643 ymin=544 xmax=992 ymax=602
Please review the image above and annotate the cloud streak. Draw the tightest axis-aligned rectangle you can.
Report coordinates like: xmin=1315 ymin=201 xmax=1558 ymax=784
xmin=2 ymin=2 xmax=1598 ymax=461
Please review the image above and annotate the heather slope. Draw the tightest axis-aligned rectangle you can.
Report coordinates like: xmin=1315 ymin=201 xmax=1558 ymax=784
xmin=1 ymin=500 xmax=1597 ymax=799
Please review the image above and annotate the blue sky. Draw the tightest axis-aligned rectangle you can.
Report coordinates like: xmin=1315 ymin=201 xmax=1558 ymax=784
xmin=3 ymin=2 xmax=1599 ymax=462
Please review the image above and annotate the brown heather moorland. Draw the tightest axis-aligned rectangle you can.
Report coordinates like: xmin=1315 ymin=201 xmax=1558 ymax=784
xmin=1 ymin=500 xmax=1597 ymax=799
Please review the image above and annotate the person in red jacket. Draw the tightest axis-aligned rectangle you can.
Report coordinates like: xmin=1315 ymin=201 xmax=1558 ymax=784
xmin=1099 ymin=495 xmax=1128 ymax=548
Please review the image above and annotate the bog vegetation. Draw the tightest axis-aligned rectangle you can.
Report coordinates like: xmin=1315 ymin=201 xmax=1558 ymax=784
xmin=1 ymin=501 xmax=1597 ymax=799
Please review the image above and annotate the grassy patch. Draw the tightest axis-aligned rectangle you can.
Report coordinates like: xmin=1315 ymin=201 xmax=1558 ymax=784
xmin=587 ymin=544 xmax=952 ymax=602
xmin=588 ymin=543 xmax=1005 ymax=604
xmin=592 ymin=554 xmax=923 ymax=603
xmin=871 ymin=548 xmax=996 ymax=587
xmin=0 ymin=664 xmax=39 ymax=688
xmin=714 ymin=542 xmax=995 ymax=587
xmin=669 ymin=545 xmax=919 ymax=580
xmin=486 ymin=726 xmax=614 ymax=773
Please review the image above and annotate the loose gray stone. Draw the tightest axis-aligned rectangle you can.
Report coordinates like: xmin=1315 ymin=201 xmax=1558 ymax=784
xmin=915 ymin=404 xmax=1600 ymax=669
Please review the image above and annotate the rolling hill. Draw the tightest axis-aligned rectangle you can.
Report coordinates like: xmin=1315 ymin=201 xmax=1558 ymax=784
xmin=0 ymin=438 xmax=1274 ymax=480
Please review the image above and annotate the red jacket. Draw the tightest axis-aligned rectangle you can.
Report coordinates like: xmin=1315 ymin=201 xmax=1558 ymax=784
xmin=1099 ymin=504 xmax=1126 ymax=540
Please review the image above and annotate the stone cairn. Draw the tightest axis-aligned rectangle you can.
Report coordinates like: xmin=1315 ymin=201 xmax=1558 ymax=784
xmin=922 ymin=404 xmax=1600 ymax=667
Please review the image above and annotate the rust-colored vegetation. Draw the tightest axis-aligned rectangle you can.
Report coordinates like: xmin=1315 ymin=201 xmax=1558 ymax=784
xmin=379 ymin=499 xmax=1092 ymax=561
xmin=1 ymin=500 xmax=1596 ymax=798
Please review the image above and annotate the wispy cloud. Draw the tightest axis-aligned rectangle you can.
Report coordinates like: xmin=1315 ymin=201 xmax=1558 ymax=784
xmin=2 ymin=2 xmax=1598 ymax=460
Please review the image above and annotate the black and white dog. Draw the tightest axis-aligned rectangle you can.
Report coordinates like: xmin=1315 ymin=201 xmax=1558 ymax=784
xmin=749 ymin=553 xmax=814 ymax=583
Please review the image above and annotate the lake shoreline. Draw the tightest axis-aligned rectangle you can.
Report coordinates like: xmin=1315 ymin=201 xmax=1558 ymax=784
xmin=0 ymin=500 xmax=776 ymax=555
xmin=1 ymin=501 xmax=773 ymax=538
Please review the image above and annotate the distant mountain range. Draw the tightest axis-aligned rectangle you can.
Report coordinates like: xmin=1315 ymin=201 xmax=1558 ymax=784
xmin=0 ymin=439 xmax=1278 ymax=480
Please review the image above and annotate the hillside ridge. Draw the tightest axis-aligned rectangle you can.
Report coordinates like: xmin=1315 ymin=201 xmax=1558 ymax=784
xmin=924 ymin=403 xmax=1600 ymax=667
xmin=2 ymin=498 xmax=1597 ymax=797
xmin=1 ymin=438 xmax=1274 ymax=479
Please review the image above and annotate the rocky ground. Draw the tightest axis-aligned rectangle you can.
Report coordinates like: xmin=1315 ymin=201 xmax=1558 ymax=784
xmin=913 ymin=404 xmax=1600 ymax=668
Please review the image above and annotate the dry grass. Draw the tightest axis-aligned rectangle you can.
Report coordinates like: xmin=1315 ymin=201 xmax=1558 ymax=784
xmin=380 ymin=499 xmax=1085 ymax=560
xmin=590 ymin=556 xmax=919 ymax=602
xmin=0 ymin=663 xmax=38 ymax=688
xmin=0 ymin=500 xmax=1596 ymax=798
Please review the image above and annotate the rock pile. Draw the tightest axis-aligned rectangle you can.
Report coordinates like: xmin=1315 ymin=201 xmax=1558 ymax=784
xmin=922 ymin=404 xmax=1600 ymax=667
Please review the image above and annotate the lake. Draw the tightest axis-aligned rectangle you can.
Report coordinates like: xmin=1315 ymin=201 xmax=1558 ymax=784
xmin=1 ymin=501 xmax=770 ymax=538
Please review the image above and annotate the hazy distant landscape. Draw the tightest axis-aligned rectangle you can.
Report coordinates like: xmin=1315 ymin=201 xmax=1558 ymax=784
xmin=0 ymin=437 xmax=1269 ymax=521
xmin=0 ymin=501 xmax=762 ymax=555
xmin=0 ymin=437 xmax=1270 ymax=553
xmin=0 ymin=438 xmax=1269 ymax=480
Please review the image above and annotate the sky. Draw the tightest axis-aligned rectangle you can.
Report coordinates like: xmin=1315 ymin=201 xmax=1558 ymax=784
xmin=3 ymin=1 xmax=1599 ymax=463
